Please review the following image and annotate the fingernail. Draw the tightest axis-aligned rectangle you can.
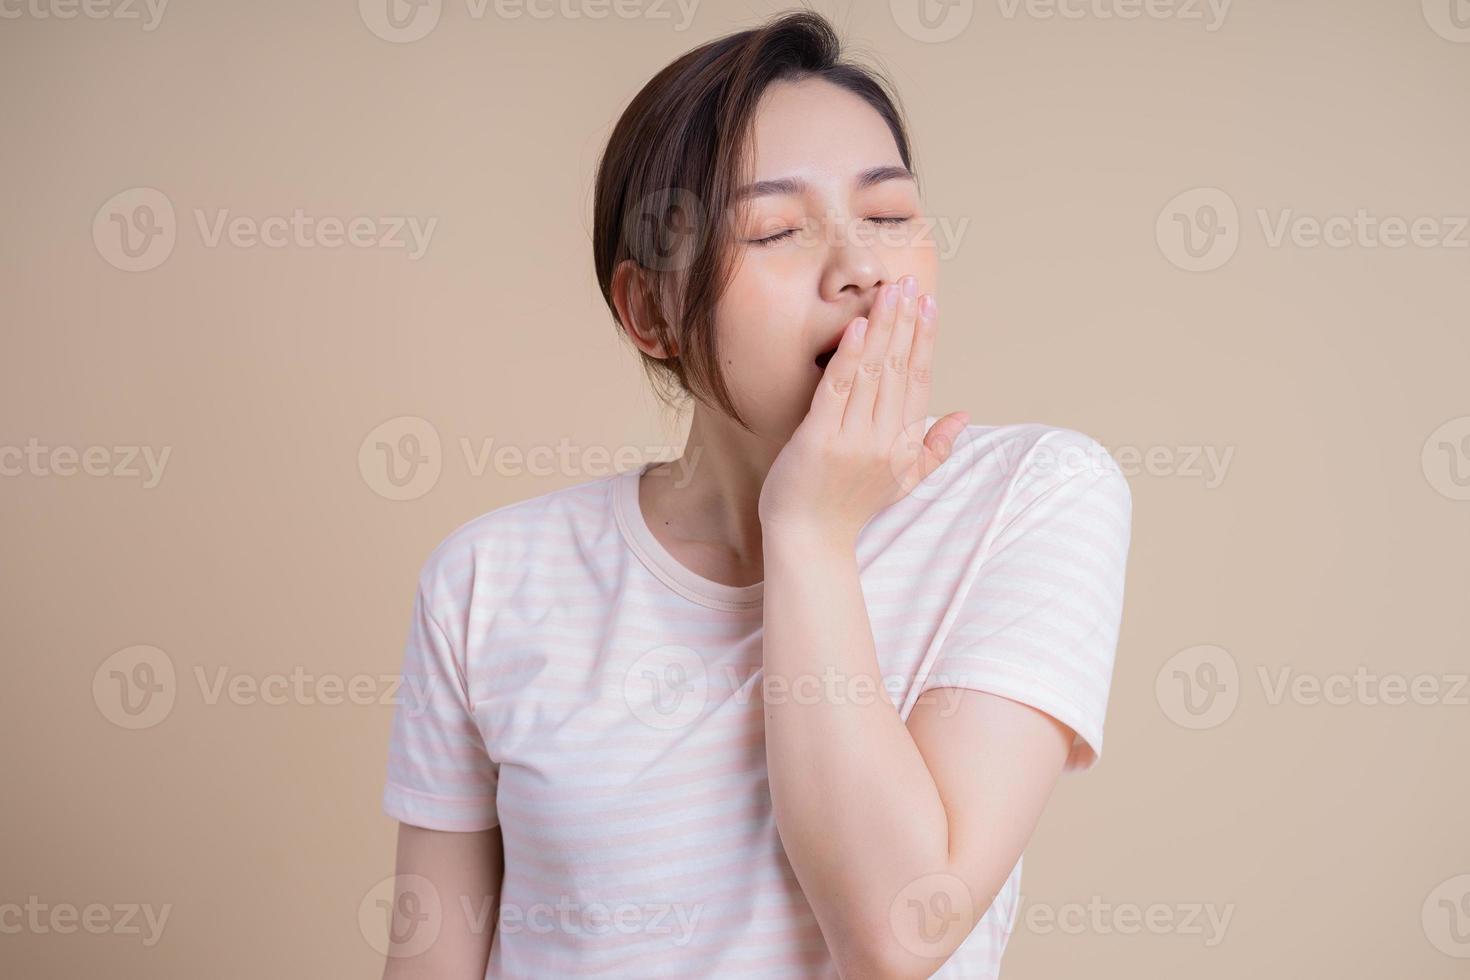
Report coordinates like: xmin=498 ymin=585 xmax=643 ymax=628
xmin=902 ymin=276 xmax=917 ymax=298
xmin=920 ymin=294 xmax=937 ymax=317
xmin=884 ymin=285 xmax=899 ymax=307
xmin=853 ymin=317 xmax=868 ymax=340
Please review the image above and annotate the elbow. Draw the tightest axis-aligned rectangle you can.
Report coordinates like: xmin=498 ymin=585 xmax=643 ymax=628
xmin=834 ymin=935 xmax=956 ymax=980
xmin=834 ymin=894 xmax=997 ymax=980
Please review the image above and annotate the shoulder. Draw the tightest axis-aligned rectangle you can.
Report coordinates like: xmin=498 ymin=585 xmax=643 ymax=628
xmin=412 ymin=468 xmax=622 ymax=602
xmin=944 ymin=418 xmax=1116 ymax=478
xmin=935 ymin=417 xmax=1131 ymax=526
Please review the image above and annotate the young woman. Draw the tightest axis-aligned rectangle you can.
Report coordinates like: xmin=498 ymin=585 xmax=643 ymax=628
xmin=379 ymin=11 xmax=1132 ymax=979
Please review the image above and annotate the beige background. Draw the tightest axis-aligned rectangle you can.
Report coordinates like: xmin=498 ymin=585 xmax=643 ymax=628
xmin=2 ymin=0 xmax=1467 ymax=976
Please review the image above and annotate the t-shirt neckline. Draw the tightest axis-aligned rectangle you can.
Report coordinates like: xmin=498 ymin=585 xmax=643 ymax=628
xmin=613 ymin=460 xmax=765 ymax=612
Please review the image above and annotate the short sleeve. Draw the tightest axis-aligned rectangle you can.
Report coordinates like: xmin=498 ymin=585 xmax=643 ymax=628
xmin=381 ymin=569 xmax=500 ymax=830
xmin=920 ymin=433 xmax=1133 ymax=772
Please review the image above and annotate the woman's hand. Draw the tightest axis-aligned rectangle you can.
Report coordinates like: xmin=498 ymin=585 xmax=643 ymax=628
xmin=758 ymin=274 xmax=969 ymax=544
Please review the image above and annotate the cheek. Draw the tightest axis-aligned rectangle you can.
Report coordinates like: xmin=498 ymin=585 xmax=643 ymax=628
xmin=904 ymin=229 xmax=940 ymax=283
xmin=715 ymin=270 xmax=806 ymax=371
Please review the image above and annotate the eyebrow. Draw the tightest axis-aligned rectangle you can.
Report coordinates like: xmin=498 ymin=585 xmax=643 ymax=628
xmin=733 ymin=165 xmax=917 ymax=201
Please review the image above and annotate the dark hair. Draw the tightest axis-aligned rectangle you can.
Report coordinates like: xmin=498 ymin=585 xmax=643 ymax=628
xmin=591 ymin=9 xmax=917 ymax=432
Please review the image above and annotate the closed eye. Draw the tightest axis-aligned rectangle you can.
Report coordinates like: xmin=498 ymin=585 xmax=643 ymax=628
xmin=749 ymin=215 xmax=913 ymax=247
xmin=751 ymin=228 xmax=799 ymax=246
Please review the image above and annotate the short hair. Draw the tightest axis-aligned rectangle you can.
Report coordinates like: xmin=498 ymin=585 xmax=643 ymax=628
xmin=591 ymin=9 xmax=917 ymax=432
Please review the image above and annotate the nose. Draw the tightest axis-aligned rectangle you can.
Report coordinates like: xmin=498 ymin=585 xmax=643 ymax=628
xmin=820 ymin=237 xmax=890 ymax=308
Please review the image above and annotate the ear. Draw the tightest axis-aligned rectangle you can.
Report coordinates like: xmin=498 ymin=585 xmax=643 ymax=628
xmin=611 ymin=259 xmax=678 ymax=359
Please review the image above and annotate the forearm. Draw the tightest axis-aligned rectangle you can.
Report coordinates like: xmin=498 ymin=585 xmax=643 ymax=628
xmin=760 ymin=526 xmax=970 ymax=977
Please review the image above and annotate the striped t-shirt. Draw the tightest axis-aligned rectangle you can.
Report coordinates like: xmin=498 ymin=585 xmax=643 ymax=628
xmin=381 ymin=419 xmax=1133 ymax=978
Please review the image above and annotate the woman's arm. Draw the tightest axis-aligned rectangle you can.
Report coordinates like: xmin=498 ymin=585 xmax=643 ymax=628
xmin=380 ymin=823 xmax=503 ymax=980
xmin=757 ymin=274 xmax=1131 ymax=976
xmin=756 ymin=278 xmax=1082 ymax=978
xmin=762 ymin=526 xmax=1073 ymax=980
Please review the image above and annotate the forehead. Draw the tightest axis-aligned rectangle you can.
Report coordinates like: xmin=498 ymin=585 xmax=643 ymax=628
xmin=743 ymin=78 xmax=906 ymax=190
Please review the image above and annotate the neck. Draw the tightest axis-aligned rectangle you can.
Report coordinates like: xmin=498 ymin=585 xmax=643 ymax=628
xmin=639 ymin=405 xmax=785 ymax=585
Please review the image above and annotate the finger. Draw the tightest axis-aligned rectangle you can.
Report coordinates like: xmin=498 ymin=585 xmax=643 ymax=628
xmin=806 ymin=314 xmax=868 ymax=430
xmin=913 ymin=411 xmax=970 ymax=487
xmin=843 ymin=281 xmax=898 ymax=433
xmin=873 ymin=275 xmax=920 ymax=431
xmin=903 ymin=292 xmax=937 ymax=427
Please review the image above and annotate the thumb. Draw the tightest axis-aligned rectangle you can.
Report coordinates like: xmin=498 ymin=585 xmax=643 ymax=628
xmin=921 ymin=411 xmax=970 ymax=472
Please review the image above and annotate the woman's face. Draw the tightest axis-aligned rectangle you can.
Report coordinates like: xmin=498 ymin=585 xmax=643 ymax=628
xmin=716 ymin=77 xmax=939 ymax=440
